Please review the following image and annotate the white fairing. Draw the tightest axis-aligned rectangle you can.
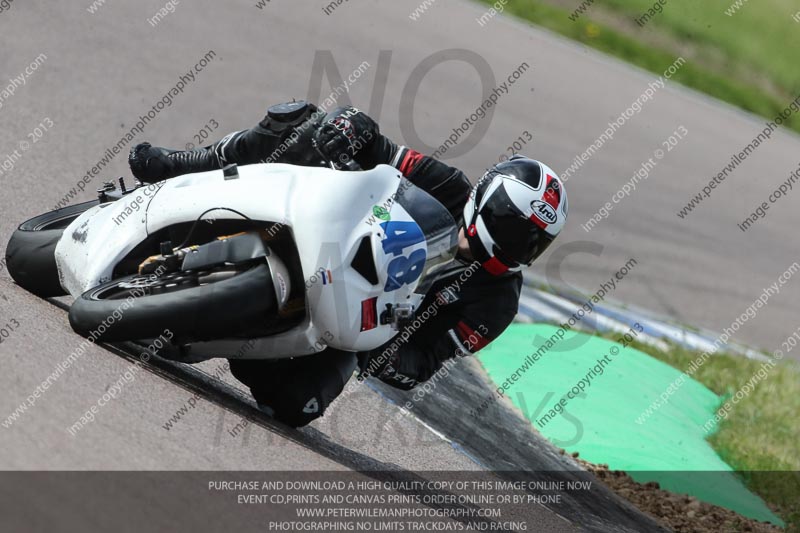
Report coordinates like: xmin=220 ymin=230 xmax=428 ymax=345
xmin=56 ymin=164 xmax=450 ymax=359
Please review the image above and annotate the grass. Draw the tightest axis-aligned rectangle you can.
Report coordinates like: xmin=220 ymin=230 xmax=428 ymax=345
xmin=476 ymin=0 xmax=800 ymax=133
xmin=624 ymin=337 xmax=800 ymax=531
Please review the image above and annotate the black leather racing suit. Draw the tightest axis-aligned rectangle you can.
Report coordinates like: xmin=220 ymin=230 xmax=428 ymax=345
xmin=129 ymin=102 xmax=521 ymax=426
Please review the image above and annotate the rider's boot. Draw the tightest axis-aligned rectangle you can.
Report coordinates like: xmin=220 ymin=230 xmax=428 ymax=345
xmin=128 ymin=100 xmax=324 ymax=183
xmin=128 ymin=143 xmax=218 ymax=183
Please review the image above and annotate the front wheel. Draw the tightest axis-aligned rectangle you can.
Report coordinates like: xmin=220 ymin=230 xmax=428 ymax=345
xmin=68 ymin=263 xmax=277 ymax=343
xmin=5 ymin=200 xmax=100 ymax=298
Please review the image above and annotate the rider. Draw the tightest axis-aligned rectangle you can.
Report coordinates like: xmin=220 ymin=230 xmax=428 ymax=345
xmin=128 ymin=100 xmax=568 ymax=427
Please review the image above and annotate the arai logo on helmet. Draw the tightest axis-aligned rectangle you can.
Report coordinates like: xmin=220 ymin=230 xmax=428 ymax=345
xmin=530 ymin=200 xmax=557 ymax=224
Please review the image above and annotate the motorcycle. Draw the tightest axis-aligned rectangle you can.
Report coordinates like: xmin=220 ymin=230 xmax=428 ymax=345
xmin=5 ymin=156 xmax=458 ymax=363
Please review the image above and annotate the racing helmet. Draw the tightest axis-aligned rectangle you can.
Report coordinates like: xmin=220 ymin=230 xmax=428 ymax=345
xmin=463 ymin=155 xmax=567 ymax=275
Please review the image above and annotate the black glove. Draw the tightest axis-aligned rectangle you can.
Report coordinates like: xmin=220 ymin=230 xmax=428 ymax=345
xmin=313 ymin=107 xmax=379 ymax=168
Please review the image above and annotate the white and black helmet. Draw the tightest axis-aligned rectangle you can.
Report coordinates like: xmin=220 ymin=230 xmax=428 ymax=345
xmin=463 ymin=155 xmax=568 ymax=275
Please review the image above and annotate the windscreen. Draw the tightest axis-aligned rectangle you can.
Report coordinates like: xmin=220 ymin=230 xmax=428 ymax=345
xmin=392 ymin=178 xmax=459 ymax=295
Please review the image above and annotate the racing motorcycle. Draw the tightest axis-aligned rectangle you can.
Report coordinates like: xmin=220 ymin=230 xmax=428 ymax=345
xmin=5 ymin=157 xmax=458 ymax=362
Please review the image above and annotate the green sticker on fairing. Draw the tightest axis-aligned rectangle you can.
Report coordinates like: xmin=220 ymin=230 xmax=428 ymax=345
xmin=373 ymin=205 xmax=390 ymax=221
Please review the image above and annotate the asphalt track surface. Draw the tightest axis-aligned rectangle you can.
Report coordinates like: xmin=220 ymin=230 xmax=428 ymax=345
xmin=1 ymin=0 xmax=797 ymax=531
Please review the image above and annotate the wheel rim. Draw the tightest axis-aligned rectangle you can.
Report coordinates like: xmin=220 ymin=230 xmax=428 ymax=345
xmin=92 ymin=267 xmax=241 ymax=300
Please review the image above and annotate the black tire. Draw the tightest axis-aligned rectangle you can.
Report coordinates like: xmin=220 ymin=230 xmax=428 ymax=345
xmin=68 ymin=264 xmax=276 ymax=343
xmin=5 ymin=200 xmax=100 ymax=298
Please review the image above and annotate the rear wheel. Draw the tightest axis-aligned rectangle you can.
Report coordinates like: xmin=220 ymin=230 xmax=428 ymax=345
xmin=6 ymin=200 xmax=100 ymax=298
xmin=68 ymin=263 xmax=277 ymax=343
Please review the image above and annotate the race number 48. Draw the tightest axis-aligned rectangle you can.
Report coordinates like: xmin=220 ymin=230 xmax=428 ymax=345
xmin=380 ymin=221 xmax=427 ymax=292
